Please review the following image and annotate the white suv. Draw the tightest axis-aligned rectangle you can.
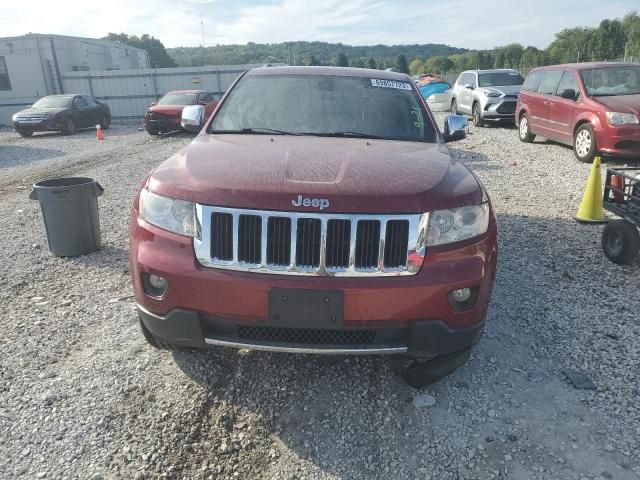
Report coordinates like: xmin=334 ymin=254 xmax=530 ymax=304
xmin=450 ymin=69 xmax=524 ymax=126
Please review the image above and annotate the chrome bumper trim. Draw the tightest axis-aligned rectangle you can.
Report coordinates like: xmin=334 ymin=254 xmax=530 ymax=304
xmin=204 ymin=337 xmax=407 ymax=355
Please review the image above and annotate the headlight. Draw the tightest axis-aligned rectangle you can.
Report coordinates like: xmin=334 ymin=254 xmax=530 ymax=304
xmin=139 ymin=189 xmax=196 ymax=237
xmin=12 ymin=113 xmax=19 ymax=122
xmin=482 ymin=90 xmax=501 ymax=97
xmin=426 ymin=204 xmax=490 ymax=246
xmin=606 ymin=112 xmax=639 ymax=125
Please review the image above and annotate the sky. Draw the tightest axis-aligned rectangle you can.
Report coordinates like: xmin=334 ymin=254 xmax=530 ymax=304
xmin=1 ymin=0 xmax=637 ymax=50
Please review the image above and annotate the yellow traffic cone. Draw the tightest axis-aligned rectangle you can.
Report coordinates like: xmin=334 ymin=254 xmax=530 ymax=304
xmin=576 ymin=156 xmax=606 ymax=223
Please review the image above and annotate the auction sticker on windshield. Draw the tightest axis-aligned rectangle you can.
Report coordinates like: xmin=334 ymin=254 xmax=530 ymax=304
xmin=371 ymin=79 xmax=412 ymax=90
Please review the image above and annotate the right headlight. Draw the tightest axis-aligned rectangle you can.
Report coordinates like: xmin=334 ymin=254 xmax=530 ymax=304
xmin=139 ymin=189 xmax=196 ymax=237
xmin=426 ymin=204 xmax=490 ymax=246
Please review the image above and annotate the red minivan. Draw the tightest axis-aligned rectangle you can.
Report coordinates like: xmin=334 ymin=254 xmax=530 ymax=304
xmin=516 ymin=62 xmax=640 ymax=162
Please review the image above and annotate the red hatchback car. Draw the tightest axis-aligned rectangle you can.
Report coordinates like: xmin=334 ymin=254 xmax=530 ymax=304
xmin=516 ymin=62 xmax=640 ymax=162
xmin=143 ymin=90 xmax=218 ymax=135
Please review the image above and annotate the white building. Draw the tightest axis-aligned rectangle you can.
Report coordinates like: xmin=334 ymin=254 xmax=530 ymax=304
xmin=0 ymin=33 xmax=149 ymax=125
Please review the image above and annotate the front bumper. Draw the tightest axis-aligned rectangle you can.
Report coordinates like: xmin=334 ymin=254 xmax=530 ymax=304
xmin=129 ymin=212 xmax=498 ymax=358
xmin=137 ymin=303 xmax=485 ymax=358
xmin=13 ymin=119 xmax=62 ymax=132
xmin=596 ymin=124 xmax=640 ymax=158
xmin=480 ymin=98 xmax=517 ymax=120
xmin=144 ymin=116 xmax=181 ymax=132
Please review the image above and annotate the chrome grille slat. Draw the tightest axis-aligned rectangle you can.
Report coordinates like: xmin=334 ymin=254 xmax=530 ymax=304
xmin=194 ymin=205 xmax=428 ymax=277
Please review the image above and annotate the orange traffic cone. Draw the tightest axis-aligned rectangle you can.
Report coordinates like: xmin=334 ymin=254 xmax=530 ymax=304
xmin=96 ymin=124 xmax=104 ymax=141
xmin=576 ymin=156 xmax=606 ymax=223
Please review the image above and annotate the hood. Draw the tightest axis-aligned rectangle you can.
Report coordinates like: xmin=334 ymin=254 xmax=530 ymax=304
xmin=148 ymin=105 xmax=187 ymax=116
xmin=480 ymin=85 xmax=522 ymax=96
xmin=593 ymin=94 xmax=640 ymax=115
xmin=15 ymin=107 xmax=68 ymax=116
xmin=148 ymin=135 xmax=482 ymax=214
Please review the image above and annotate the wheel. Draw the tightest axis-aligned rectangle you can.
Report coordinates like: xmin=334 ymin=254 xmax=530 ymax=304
xmin=519 ymin=113 xmax=535 ymax=143
xmin=62 ymin=118 xmax=75 ymax=135
xmin=472 ymin=103 xmax=484 ymax=127
xmin=99 ymin=114 xmax=111 ymax=130
xmin=602 ymin=220 xmax=640 ymax=265
xmin=402 ymin=348 xmax=471 ymax=388
xmin=574 ymin=123 xmax=597 ymax=163
xmin=18 ymin=131 xmax=33 ymax=138
xmin=139 ymin=318 xmax=193 ymax=351
xmin=450 ymin=98 xmax=458 ymax=115
xmin=145 ymin=125 xmax=160 ymax=136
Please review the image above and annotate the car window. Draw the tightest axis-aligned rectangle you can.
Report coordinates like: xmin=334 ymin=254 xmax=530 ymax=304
xmin=158 ymin=93 xmax=196 ymax=105
xmin=457 ymin=73 xmax=468 ymax=85
xmin=83 ymin=95 xmax=98 ymax=106
xmin=73 ymin=96 xmax=89 ymax=107
xmin=522 ymin=71 xmax=543 ymax=91
xmin=210 ymin=74 xmax=437 ymax=143
xmin=32 ymin=96 xmax=73 ymax=108
xmin=580 ymin=66 xmax=640 ymax=96
xmin=478 ymin=71 xmax=524 ymax=87
xmin=537 ymin=71 xmax=564 ymax=95
xmin=555 ymin=72 xmax=579 ymax=100
xmin=198 ymin=92 xmax=213 ymax=103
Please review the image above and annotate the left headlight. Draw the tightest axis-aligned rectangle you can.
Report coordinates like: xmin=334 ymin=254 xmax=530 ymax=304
xmin=139 ymin=189 xmax=196 ymax=237
xmin=426 ymin=204 xmax=490 ymax=246
xmin=606 ymin=112 xmax=639 ymax=125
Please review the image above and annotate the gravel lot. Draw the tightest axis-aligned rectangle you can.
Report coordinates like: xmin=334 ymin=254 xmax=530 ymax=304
xmin=0 ymin=121 xmax=639 ymax=480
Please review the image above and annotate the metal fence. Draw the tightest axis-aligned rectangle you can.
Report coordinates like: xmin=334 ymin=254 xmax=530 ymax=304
xmin=61 ymin=64 xmax=272 ymax=121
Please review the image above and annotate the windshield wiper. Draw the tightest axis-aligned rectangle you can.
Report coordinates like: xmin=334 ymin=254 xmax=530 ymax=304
xmin=210 ymin=127 xmax=301 ymax=135
xmin=308 ymin=131 xmax=388 ymax=140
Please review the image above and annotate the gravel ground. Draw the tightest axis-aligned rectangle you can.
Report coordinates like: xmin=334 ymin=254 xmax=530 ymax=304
xmin=0 ymin=121 xmax=639 ymax=480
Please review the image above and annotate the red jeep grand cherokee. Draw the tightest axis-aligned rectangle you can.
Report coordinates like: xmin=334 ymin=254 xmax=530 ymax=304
xmin=129 ymin=67 xmax=498 ymax=387
xmin=143 ymin=90 xmax=218 ymax=135
xmin=517 ymin=62 xmax=640 ymax=162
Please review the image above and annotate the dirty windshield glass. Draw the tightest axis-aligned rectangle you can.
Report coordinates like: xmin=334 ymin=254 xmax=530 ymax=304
xmin=158 ymin=93 xmax=196 ymax=105
xmin=478 ymin=72 xmax=524 ymax=87
xmin=580 ymin=66 xmax=640 ymax=96
xmin=209 ymin=74 xmax=436 ymax=142
xmin=32 ymin=96 xmax=73 ymax=108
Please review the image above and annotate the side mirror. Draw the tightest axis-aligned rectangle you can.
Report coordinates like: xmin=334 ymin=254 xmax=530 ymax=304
xmin=181 ymin=105 xmax=205 ymax=133
xmin=560 ymin=89 xmax=577 ymax=101
xmin=464 ymin=83 xmax=474 ymax=90
xmin=150 ymin=102 xmax=157 ymax=107
xmin=443 ymin=114 xmax=468 ymax=142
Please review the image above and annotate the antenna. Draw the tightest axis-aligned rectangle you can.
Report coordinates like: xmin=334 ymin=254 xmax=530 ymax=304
xmin=200 ymin=16 xmax=205 ymax=47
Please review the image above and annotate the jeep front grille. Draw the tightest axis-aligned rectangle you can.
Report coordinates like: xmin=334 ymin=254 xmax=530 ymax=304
xmin=194 ymin=205 xmax=428 ymax=277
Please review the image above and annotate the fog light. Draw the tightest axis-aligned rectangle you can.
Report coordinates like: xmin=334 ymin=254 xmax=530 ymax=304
xmin=142 ymin=272 xmax=169 ymax=297
xmin=451 ymin=288 xmax=471 ymax=302
xmin=448 ymin=287 xmax=478 ymax=312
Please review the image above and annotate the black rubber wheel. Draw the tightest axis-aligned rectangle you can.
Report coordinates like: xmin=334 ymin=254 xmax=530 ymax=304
xmin=62 ymin=118 xmax=75 ymax=135
xmin=450 ymin=98 xmax=458 ymax=115
xmin=139 ymin=318 xmax=193 ymax=351
xmin=573 ymin=123 xmax=597 ymax=163
xmin=18 ymin=131 xmax=33 ymax=137
xmin=145 ymin=125 xmax=160 ymax=136
xmin=99 ymin=114 xmax=111 ymax=130
xmin=518 ymin=113 xmax=535 ymax=143
xmin=472 ymin=103 xmax=484 ymax=127
xmin=602 ymin=220 xmax=640 ymax=265
xmin=402 ymin=348 xmax=471 ymax=388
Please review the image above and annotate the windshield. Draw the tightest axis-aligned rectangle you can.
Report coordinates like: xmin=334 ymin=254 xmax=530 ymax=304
xmin=32 ymin=96 xmax=73 ymax=108
xmin=209 ymin=74 xmax=436 ymax=143
xmin=580 ymin=66 xmax=640 ymax=96
xmin=478 ymin=72 xmax=524 ymax=87
xmin=157 ymin=93 xmax=196 ymax=105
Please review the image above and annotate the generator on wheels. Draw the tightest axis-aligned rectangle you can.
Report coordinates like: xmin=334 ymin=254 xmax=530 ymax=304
xmin=602 ymin=168 xmax=640 ymax=265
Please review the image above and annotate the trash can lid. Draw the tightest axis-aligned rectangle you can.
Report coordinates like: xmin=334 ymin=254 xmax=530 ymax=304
xmin=33 ymin=177 xmax=97 ymax=188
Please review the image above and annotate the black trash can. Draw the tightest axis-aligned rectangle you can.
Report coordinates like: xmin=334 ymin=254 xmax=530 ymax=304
xmin=29 ymin=177 xmax=104 ymax=257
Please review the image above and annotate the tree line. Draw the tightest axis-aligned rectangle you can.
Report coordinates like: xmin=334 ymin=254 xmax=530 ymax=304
xmin=408 ymin=11 xmax=640 ymax=75
xmin=107 ymin=10 xmax=640 ymax=74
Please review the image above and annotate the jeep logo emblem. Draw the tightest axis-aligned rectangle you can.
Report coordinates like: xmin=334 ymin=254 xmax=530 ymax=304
xmin=292 ymin=195 xmax=329 ymax=210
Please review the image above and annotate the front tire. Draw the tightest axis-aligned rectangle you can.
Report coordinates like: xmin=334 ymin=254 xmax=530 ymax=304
xmin=519 ymin=113 xmax=535 ymax=143
xmin=574 ymin=123 xmax=597 ymax=163
xmin=99 ymin=114 xmax=111 ymax=130
xmin=472 ymin=103 xmax=484 ymax=127
xmin=602 ymin=220 xmax=640 ymax=265
xmin=62 ymin=118 xmax=75 ymax=135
